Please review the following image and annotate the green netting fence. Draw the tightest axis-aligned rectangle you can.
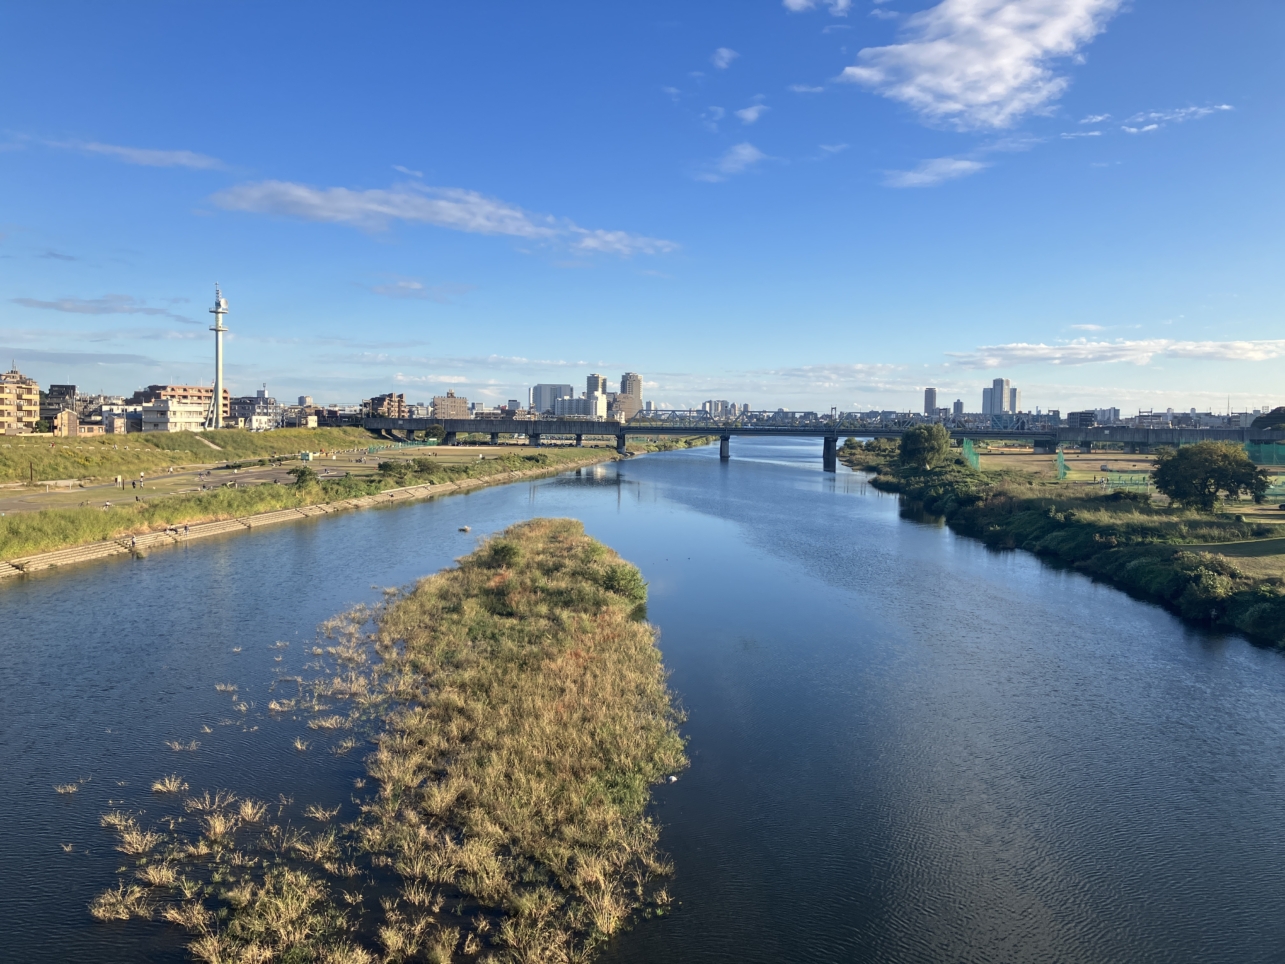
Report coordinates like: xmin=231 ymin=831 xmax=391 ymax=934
xmin=961 ymin=438 xmax=980 ymax=470
xmin=1055 ymin=447 xmax=1068 ymax=480
xmin=1246 ymin=442 xmax=1285 ymax=466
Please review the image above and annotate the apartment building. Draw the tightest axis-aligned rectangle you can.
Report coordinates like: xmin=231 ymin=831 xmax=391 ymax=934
xmin=0 ymin=367 xmax=40 ymax=434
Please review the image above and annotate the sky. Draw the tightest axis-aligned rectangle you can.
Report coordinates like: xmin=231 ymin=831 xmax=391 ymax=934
xmin=1 ymin=0 xmax=1282 ymax=415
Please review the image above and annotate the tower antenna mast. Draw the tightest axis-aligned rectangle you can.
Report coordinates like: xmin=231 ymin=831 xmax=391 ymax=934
xmin=207 ymin=284 xmax=229 ymax=429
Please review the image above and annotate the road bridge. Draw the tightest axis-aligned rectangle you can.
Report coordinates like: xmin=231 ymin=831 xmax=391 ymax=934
xmin=363 ymin=417 xmax=1285 ymax=473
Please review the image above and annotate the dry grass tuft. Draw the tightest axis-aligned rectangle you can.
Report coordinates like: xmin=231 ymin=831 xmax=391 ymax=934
xmin=54 ymin=783 xmax=79 ymax=795
xmin=152 ymin=773 xmax=189 ymax=794
xmin=165 ymin=739 xmax=200 ymax=752
xmin=89 ymin=882 xmax=151 ymax=921
xmin=293 ymin=736 xmax=311 ymax=752
xmin=308 ymin=715 xmax=347 ymax=731
xmin=238 ymin=798 xmax=269 ymax=823
xmin=304 ymin=804 xmax=342 ymax=822
xmin=137 ymin=863 xmax=177 ymax=887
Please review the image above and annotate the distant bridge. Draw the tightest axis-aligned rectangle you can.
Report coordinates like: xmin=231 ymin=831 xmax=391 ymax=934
xmin=363 ymin=416 xmax=1285 ymax=473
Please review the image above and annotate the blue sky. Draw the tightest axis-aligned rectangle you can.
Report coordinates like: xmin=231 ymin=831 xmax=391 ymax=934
xmin=2 ymin=0 xmax=1282 ymax=414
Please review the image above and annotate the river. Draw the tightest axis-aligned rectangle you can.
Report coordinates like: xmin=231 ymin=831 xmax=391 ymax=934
xmin=3 ymin=438 xmax=1285 ymax=962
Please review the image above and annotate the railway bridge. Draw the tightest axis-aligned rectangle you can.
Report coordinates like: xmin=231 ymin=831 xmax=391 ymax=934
xmin=362 ymin=416 xmax=1285 ymax=473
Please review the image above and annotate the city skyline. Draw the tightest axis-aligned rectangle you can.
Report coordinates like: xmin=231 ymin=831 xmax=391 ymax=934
xmin=1 ymin=2 xmax=1282 ymax=414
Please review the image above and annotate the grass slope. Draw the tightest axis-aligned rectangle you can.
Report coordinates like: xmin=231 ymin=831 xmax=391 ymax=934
xmin=0 ymin=428 xmax=373 ymax=483
xmin=1 ymin=449 xmax=609 ymax=559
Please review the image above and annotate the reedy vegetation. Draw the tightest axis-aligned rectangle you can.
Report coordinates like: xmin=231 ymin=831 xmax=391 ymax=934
xmin=90 ymin=519 xmax=686 ymax=962
xmin=842 ymin=439 xmax=1285 ymax=645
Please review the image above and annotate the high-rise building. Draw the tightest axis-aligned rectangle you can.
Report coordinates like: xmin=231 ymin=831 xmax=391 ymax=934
xmin=586 ymin=373 xmax=608 ymax=396
xmin=431 ymin=390 xmax=470 ymax=419
xmin=361 ymin=392 xmax=405 ymax=419
xmin=991 ymin=378 xmax=1011 ymax=414
xmin=953 ymin=399 xmax=964 ymax=417
xmin=615 ymin=372 xmax=644 ymax=420
xmin=298 ymin=395 xmax=313 ymax=406
xmin=532 ymin=383 xmax=574 ymax=414
xmin=982 ymin=387 xmax=993 ymax=415
xmin=1 ymin=367 xmax=40 ymax=434
xmin=923 ymin=387 xmax=938 ymax=415
xmin=1009 ymin=387 xmax=1021 ymax=414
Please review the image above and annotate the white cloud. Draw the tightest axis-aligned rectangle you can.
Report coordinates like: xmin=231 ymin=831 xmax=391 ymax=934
xmin=789 ymin=84 xmax=826 ymax=93
xmin=884 ymin=156 xmax=988 ymax=187
xmin=869 ymin=8 xmax=900 ymax=19
xmin=1127 ymin=104 xmax=1232 ymax=125
xmin=366 ymin=279 xmax=475 ymax=302
xmin=695 ymin=143 xmax=769 ymax=182
xmin=736 ymin=99 xmax=770 ymax=124
xmin=1122 ymin=124 xmax=1158 ymax=134
xmin=392 ymin=165 xmax=423 ymax=177
xmin=51 ymin=139 xmax=223 ymax=169
xmin=783 ymin=0 xmax=853 ymax=14
xmin=1061 ymin=130 xmax=1101 ymax=138
xmin=1069 ymin=323 xmax=1104 ymax=330
xmin=212 ymin=180 xmax=676 ymax=256
xmin=712 ymin=47 xmax=739 ymax=69
xmin=11 ymin=294 xmax=197 ymax=323
xmin=702 ymin=106 xmax=726 ymax=131
xmin=951 ymin=338 xmax=1285 ymax=368
xmin=820 ymin=143 xmax=849 ymax=153
xmin=839 ymin=0 xmax=1123 ymax=130
xmin=1079 ymin=113 xmax=1110 ymax=123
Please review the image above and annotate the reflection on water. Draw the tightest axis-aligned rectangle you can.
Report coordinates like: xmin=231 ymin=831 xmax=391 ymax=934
xmin=4 ymin=438 xmax=1285 ymax=962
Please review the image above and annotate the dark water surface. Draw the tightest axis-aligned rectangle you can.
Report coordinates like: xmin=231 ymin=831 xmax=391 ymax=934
xmin=4 ymin=439 xmax=1285 ymax=962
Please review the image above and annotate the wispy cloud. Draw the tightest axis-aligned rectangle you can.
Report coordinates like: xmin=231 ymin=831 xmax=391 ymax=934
xmin=212 ymin=180 xmax=677 ymax=256
xmin=48 ymin=138 xmax=224 ymax=169
xmin=1069 ymin=324 xmax=1104 ymax=330
xmin=711 ymin=47 xmax=739 ymax=69
xmin=819 ymin=143 xmax=849 ymax=154
xmin=11 ymin=294 xmax=197 ymax=324
xmin=702 ymin=105 xmax=726 ymax=132
xmin=1080 ymin=113 xmax=1110 ymax=123
xmin=735 ymin=97 xmax=770 ymax=124
xmin=39 ymin=249 xmax=77 ymax=261
xmin=392 ymin=165 xmax=423 ymax=177
xmin=951 ymin=338 xmax=1285 ymax=368
xmin=365 ymin=278 xmax=476 ymax=302
xmin=869 ymin=8 xmax=900 ymax=19
xmin=788 ymin=84 xmax=826 ymax=93
xmin=783 ymin=0 xmax=853 ymax=15
xmin=694 ymin=143 xmax=769 ymax=182
xmin=1061 ymin=130 xmax=1102 ymax=138
xmin=839 ymin=0 xmax=1123 ymax=130
xmin=1122 ymin=104 xmax=1232 ymax=134
xmin=885 ymin=156 xmax=988 ymax=187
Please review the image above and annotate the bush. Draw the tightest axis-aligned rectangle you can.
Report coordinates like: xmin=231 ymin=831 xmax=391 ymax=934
xmin=288 ymin=466 xmax=318 ymax=486
xmin=600 ymin=563 xmax=647 ymax=604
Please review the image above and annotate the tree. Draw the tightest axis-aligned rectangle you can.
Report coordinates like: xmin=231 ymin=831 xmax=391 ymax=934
xmin=287 ymin=465 xmax=318 ymax=486
xmin=899 ymin=424 xmax=951 ymax=471
xmin=1152 ymin=442 xmax=1269 ymax=512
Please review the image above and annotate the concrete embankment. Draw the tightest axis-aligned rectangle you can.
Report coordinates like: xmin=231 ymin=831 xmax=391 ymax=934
xmin=0 ymin=453 xmax=617 ymax=580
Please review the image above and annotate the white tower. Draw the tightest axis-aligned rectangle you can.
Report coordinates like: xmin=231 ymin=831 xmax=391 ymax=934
xmin=207 ymin=284 xmax=229 ymax=429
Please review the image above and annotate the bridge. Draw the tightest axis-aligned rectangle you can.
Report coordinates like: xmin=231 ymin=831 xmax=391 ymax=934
xmin=363 ymin=416 xmax=1285 ymax=473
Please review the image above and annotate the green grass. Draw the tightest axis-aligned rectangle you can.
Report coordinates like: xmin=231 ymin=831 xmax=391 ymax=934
xmin=90 ymin=520 xmax=686 ymax=962
xmin=1 ymin=447 xmax=613 ymax=559
xmin=0 ymin=427 xmax=374 ymax=483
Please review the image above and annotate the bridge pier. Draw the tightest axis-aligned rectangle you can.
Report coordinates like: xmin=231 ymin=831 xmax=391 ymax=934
xmin=1080 ymin=441 xmax=1092 ymax=454
xmin=823 ymin=436 xmax=837 ymax=473
xmin=1033 ymin=440 xmax=1055 ymax=455
xmin=719 ymin=435 xmax=730 ymax=460
xmin=490 ymin=432 xmax=499 ymax=446
xmin=616 ymin=434 xmax=627 ymax=455
xmin=575 ymin=434 xmax=583 ymax=447
xmin=529 ymin=433 xmax=541 ymax=448
xmin=443 ymin=431 xmax=457 ymax=446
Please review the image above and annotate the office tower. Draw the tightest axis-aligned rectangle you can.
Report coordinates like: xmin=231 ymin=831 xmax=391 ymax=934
xmin=991 ymin=378 xmax=1011 ymax=414
xmin=953 ymin=399 xmax=964 ymax=417
xmin=586 ymin=373 xmax=608 ymax=396
xmin=982 ymin=387 xmax=993 ymax=415
xmin=532 ymin=383 xmax=574 ymax=414
xmin=924 ymin=387 xmax=938 ymax=415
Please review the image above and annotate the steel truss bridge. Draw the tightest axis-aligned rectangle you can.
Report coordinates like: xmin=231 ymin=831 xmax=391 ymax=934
xmin=363 ymin=416 xmax=1285 ymax=473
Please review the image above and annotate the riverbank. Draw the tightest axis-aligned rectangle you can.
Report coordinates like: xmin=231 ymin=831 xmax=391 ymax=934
xmin=842 ymin=443 xmax=1285 ymax=646
xmin=0 ymin=449 xmax=619 ymax=576
xmin=0 ymin=427 xmax=375 ymax=484
xmin=91 ymin=519 xmax=686 ymax=961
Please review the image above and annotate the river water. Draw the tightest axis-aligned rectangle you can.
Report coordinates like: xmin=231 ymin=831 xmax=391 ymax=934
xmin=3 ymin=438 xmax=1285 ymax=962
